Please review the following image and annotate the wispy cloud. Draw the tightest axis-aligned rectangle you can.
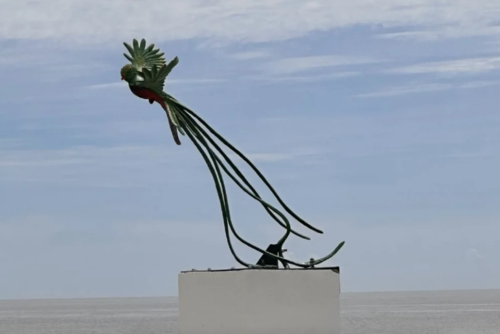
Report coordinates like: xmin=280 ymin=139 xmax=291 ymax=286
xmin=459 ymin=80 xmax=500 ymax=89
xmin=0 ymin=44 xmax=63 ymax=68
xmin=228 ymin=147 xmax=324 ymax=163
xmin=356 ymin=80 xmax=500 ymax=98
xmin=247 ymin=71 xmax=359 ymax=83
xmin=86 ymin=78 xmax=226 ymax=90
xmin=388 ymin=57 xmax=500 ymax=76
xmin=2 ymin=1 xmax=499 ymax=46
xmin=88 ymin=70 xmax=357 ymax=88
xmin=86 ymin=82 xmax=128 ymax=90
xmin=480 ymin=39 xmax=500 ymax=53
xmin=466 ymin=248 xmax=484 ymax=263
xmin=226 ymin=50 xmax=271 ymax=60
xmin=113 ymin=219 xmax=220 ymax=242
xmin=0 ymin=215 xmax=220 ymax=248
xmin=0 ymin=138 xmax=24 ymax=149
xmin=264 ymin=55 xmax=377 ymax=75
xmin=168 ymin=78 xmax=227 ymax=84
xmin=0 ymin=42 xmax=107 ymax=83
xmin=377 ymin=26 xmax=500 ymax=41
xmin=0 ymin=145 xmax=186 ymax=187
xmin=357 ymin=83 xmax=451 ymax=97
xmin=0 ymin=142 xmax=322 ymax=186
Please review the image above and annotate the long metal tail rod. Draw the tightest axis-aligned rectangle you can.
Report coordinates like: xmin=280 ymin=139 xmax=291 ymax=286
xmin=167 ymin=97 xmax=345 ymax=267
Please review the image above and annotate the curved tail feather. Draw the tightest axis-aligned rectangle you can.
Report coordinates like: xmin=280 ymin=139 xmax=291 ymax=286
xmin=158 ymin=99 xmax=181 ymax=145
xmin=166 ymin=110 xmax=181 ymax=145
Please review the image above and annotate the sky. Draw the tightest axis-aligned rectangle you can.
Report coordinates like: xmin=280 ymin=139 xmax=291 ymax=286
xmin=0 ymin=0 xmax=499 ymax=300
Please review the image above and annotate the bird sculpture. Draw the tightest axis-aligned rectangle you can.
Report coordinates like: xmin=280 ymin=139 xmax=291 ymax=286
xmin=120 ymin=38 xmax=344 ymax=268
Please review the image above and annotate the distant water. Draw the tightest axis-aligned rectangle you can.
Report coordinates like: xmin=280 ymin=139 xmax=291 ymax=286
xmin=1 ymin=290 xmax=499 ymax=333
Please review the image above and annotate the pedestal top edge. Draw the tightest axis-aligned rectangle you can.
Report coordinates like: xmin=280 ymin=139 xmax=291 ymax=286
xmin=180 ymin=266 xmax=339 ymax=274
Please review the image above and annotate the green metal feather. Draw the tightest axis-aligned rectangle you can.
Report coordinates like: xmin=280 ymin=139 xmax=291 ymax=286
xmin=140 ymin=57 xmax=179 ymax=93
xmin=123 ymin=38 xmax=165 ymax=72
xmin=138 ymin=57 xmax=183 ymax=131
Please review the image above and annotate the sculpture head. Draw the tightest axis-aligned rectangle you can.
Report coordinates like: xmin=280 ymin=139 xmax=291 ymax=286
xmin=120 ymin=64 xmax=138 ymax=83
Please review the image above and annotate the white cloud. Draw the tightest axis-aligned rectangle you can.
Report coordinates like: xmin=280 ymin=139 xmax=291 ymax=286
xmin=0 ymin=145 xmax=188 ymax=187
xmin=226 ymin=50 xmax=271 ymax=60
xmin=88 ymin=71 xmax=359 ymax=88
xmin=0 ymin=44 xmax=62 ymax=68
xmin=0 ymin=138 xmax=24 ymax=149
xmin=378 ymin=25 xmax=500 ymax=41
xmin=0 ymin=43 xmax=106 ymax=82
xmin=0 ymin=215 xmax=64 ymax=243
xmin=86 ymin=82 xmax=128 ymax=90
xmin=389 ymin=57 xmax=500 ymax=76
xmin=265 ymin=55 xmax=377 ymax=75
xmin=484 ymin=40 xmax=500 ymax=52
xmin=167 ymin=78 xmax=227 ymax=84
xmin=0 ymin=214 xmax=220 ymax=247
xmin=86 ymin=78 xmax=226 ymax=90
xmin=247 ymin=71 xmax=359 ymax=83
xmin=357 ymin=83 xmax=452 ymax=97
xmin=356 ymin=80 xmax=500 ymax=97
xmin=466 ymin=248 xmax=484 ymax=263
xmin=1 ymin=1 xmax=499 ymax=45
xmin=460 ymin=80 xmax=500 ymax=88
xmin=0 ymin=143 xmax=320 ymax=187
xmin=116 ymin=220 xmax=219 ymax=241
xmin=229 ymin=147 xmax=323 ymax=163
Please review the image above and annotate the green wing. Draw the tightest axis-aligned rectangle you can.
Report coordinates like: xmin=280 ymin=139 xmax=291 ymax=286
xmin=140 ymin=57 xmax=184 ymax=133
xmin=123 ymin=39 xmax=165 ymax=71
xmin=139 ymin=56 xmax=179 ymax=93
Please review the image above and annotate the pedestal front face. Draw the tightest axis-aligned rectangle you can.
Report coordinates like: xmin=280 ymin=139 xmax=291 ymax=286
xmin=178 ymin=268 xmax=340 ymax=334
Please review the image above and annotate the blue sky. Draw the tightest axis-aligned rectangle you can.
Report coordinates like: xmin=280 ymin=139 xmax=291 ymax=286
xmin=0 ymin=1 xmax=499 ymax=299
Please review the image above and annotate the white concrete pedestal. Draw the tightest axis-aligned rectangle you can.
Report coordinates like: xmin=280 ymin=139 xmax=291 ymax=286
xmin=178 ymin=267 xmax=340 ymax=334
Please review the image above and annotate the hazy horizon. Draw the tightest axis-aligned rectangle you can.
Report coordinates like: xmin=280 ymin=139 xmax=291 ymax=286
xmin=2 ymin=288 xmax=500 ymax=302
xmin=2 ymin=290 xmax=499 ymax=333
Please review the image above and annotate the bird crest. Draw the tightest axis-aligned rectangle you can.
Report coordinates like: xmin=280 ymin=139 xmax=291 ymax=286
xmin=123 ymin=38 xmax=165 ymax=72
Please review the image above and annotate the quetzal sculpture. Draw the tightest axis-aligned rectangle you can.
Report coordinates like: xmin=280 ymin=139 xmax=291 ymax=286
xmin=120 ymin=40 xmax=182 ymax=145
xmin=120 ymin=39 xmax=345 ymax=268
